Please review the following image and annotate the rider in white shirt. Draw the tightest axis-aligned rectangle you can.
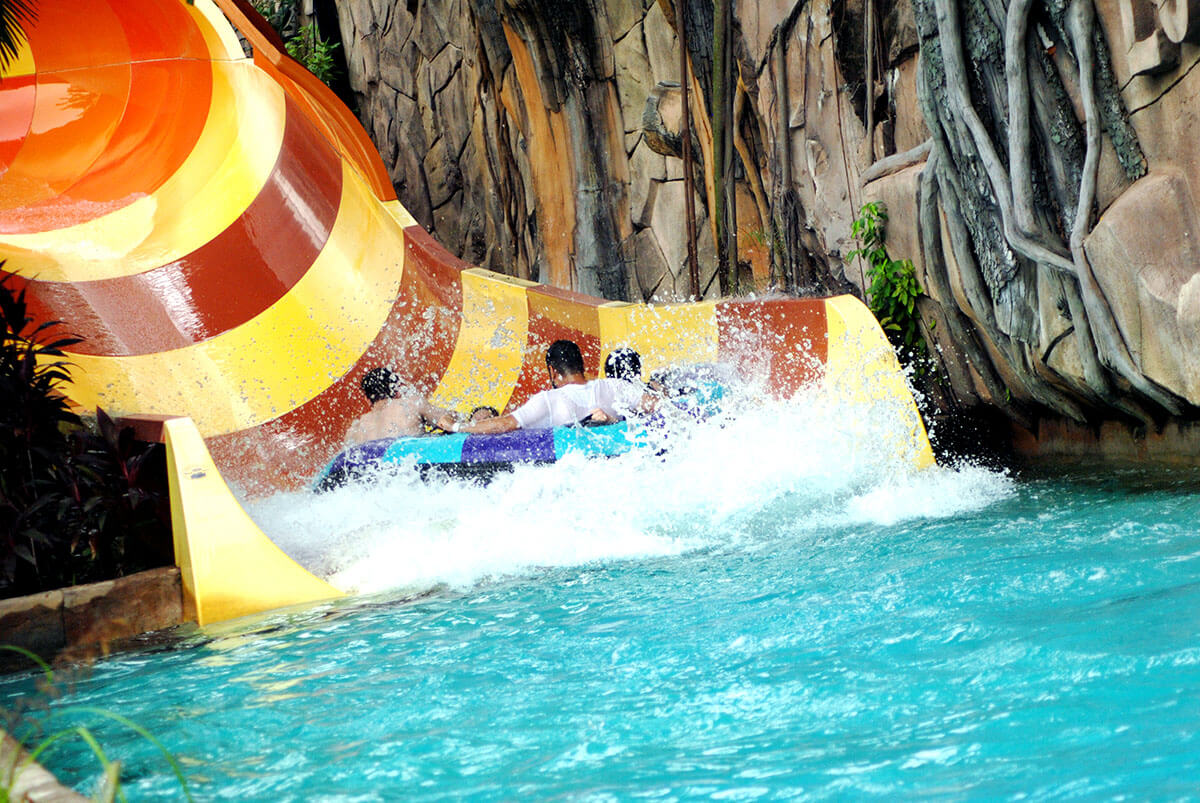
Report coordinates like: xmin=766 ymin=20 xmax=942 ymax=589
xmin=509 ymin=376 xmax=646 ymax=429
xmin=436 ymin=340 xmax=657 ymax=434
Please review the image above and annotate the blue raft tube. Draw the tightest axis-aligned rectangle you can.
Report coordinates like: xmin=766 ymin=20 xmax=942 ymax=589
xmin=314 ymin=371 xmax=727 ymax=490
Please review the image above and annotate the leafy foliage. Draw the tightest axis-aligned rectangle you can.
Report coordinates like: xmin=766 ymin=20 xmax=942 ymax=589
xmin=285 ymin=23 xmax=339 ymax=86
xmin=0 ymin=0 xmax=35 ymax=74
xmin=253 ymin=0 xmax=340 ymax=87
xmin=847 ymin=202 xmax=929 ymax=364
xmin=0 ymin=271 xmax=172 ymax=599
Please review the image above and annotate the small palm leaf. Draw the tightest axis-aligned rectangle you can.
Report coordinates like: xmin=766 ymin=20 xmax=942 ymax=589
xmin=0 ymin=0 xmax=37 ymax=73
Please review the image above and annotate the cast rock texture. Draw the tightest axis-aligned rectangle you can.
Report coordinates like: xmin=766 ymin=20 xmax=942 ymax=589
xmin=335 ymin=0 xmax=723 ymax=301
xmin=335 ymin=0 xmax=1200 ymax=429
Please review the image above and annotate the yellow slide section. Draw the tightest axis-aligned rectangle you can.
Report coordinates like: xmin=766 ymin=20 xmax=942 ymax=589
xmin=164 ymin=418 xmax=341 ymax=625
xmin=825 ymin=297 xmax=936 ymax=469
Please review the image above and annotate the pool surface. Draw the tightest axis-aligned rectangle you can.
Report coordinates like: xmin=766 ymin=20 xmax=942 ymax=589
xmin=4 ymin=396 xmax=1200 ymax=799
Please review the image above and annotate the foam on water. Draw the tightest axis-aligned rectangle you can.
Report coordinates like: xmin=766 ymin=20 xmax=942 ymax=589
xmin=246 ymin=381 xmax=1015 ymax=596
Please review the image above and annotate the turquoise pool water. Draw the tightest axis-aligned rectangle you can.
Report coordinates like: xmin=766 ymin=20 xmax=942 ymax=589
xmin=4 ymin=396 xmax=1200 ymax=799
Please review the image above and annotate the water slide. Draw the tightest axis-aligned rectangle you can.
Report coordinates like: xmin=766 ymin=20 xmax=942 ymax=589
xmin=0 ymin=0 xmax=934 ymax=624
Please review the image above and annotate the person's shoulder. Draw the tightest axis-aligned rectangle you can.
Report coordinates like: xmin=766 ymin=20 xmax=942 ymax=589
xmin=520 ymin=387 xmax=553 ymax=404
xmin=595 ymin=376 xmax=644 ymax=396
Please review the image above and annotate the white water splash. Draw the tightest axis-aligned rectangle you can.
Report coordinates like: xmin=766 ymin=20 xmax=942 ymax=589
xmin=245 ymin=382 xmax=1014 ymax=596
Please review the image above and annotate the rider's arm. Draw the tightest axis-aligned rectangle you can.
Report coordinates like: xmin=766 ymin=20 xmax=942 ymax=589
xmin=436 ymin=412 xmax=519 ymax=434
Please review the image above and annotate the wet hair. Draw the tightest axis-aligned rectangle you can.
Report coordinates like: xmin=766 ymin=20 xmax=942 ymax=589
xmin=361 ymin=366 xmax=399 ymax=403
xmin=545 ymin=339 xmax=585 ymax=377
xmin=470 ymin=405 xmax=500 ymax=420
xmin=604 ymin=347 xmax=642 ymax=382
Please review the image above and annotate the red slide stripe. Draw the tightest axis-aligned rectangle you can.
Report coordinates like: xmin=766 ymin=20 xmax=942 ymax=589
xmin=208 ymin=227 xmax=468 ymax=493
xmin=716 ymin=298 xmax=828 ymax=398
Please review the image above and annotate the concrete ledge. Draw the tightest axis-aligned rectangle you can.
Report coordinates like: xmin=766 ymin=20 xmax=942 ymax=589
xmin=1013 ymin=417 xmax=1200 ymax=466
xmin=0 ymin=568 xmax=183 ymax=674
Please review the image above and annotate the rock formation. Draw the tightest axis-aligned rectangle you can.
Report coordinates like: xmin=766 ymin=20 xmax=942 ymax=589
xmin=328 ymin=0 xmax=1200 ymax=454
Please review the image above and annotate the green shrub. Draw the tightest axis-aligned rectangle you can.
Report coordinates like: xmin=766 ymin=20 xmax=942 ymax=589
xmin=0 ymin=271 xmax=172 ymax=599
xmin=847 ymin=202 xmax=929 ymax=364
xmin=253 ymin=1 xmax=340 ymax=87
xmin=285 ymin=23 xmax=339 ymax=86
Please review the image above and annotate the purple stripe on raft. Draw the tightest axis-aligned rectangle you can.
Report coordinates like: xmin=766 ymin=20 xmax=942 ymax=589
xmin=461 ymin=429 xmax=556 ymax=463
xmin=327 ymin=438 xmax=391 ymax=475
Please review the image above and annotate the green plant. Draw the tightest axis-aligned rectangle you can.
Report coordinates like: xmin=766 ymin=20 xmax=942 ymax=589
xmin=251 ymin=1 xmax=340 ymax=87
xmin=0 ymin=270 xmax=172 ymax=598
xmin=1 ymin=646 xmax=192 ymax=802
xmin=847 ymin=202 xmax=928 ymax=364
xmin=251 ymin=0 xmax=296 ymax=37
xmin=285 ymin=23 xmax=339 ymax=86
xmin=0 ymin=271 xmax=87 ymax=590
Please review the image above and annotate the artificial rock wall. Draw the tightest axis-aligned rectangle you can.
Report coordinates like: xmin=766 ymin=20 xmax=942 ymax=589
xmin=331 ymin=0 xmax=1200 ymax=436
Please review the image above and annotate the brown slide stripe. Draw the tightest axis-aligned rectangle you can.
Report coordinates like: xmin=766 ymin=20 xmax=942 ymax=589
xmin=716 ymin=298 xmax=828 ymax=398
xmin=3 ymin=97 xmax=342 ymax=356
xmin=208 ymin=229 xmax=467 ymax=493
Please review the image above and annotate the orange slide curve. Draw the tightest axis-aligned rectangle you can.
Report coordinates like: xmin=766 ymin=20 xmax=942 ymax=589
xmin=0 ymin=0 xmax=934 ymax=624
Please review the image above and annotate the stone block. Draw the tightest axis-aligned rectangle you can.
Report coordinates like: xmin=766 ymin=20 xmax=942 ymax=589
xmin=413 ymin=8 xmax=451 ymax=60
xmin=649 ymin=179 xmax=698 ymax=276
xmin=643 ymin=1 xmax=679 ymax=85
xmin=0 ymin=589 xmax=64 ymax=660
xmin=629 ymin=142 xmax=667 ymax=227
xmin=429 ymin=43 xmax=464 ymax=97
xmin=607 ymin=0 xmax=650 ymax=41
xmin=861 ymin=163 xmax=925 ymax=276
xmin=622 ymin=227 xmax=670 ymax=301
xmin=432 ymin=187 xmax=466 ymax=254
xmin=435 ymin=67 xmax=473 ymax=162
xmin=379 ymin=43 xmax=417 ymax=96
xmin=61 ymin=567 xmax=182 ymax=651
xmin=369 ymin=0 xmax=395 ymax=31
xmin=890 ymin=56 xmax=928 ymax=153
xmin=1036 ymin=268 xmax=1087 ymax=385
xmin=1125 ymin=45 xmax=1200 ymax=170
xmin=742 ymin=0 xmax=803 ymax=67
xmin=614 ymin=21 xmax=652 ymax=134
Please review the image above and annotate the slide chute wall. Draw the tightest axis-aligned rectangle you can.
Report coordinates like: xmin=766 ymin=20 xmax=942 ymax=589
xmin=0 ymin=0 xmax=933 ymax=622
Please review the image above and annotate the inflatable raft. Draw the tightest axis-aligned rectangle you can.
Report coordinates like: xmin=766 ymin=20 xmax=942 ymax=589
xmin=315 ymin=421 xmax=649 ymax=489
xmin=315 ymin=376 xmax=727 ymax=489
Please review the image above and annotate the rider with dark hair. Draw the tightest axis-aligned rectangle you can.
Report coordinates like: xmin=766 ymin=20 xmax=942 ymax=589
xmin=603 ymin=347 xmax=642 ymax=382
xmin=360 ymin=366 xmax=400 ymax=403
xmin=546 ymin=339 xmax=586 ymax=382
xmin=344 ymin=366 xmax=451 ymax=444
xmin=437 ymin=339 xmax=659 ymax=434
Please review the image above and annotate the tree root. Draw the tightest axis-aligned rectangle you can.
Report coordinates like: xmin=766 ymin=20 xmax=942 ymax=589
xmin=918 ymin=149 xmax=1014 ymax=412
xmin=933 ymin=0 xmax=1076 ymax=274
xmin=1066 ymin=0 xmax=1182 ymax=416
xmin=861 ymin=140 xmax=933 ymax=185
xmin=913 ymin=0 xmax=1186 ymax=422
